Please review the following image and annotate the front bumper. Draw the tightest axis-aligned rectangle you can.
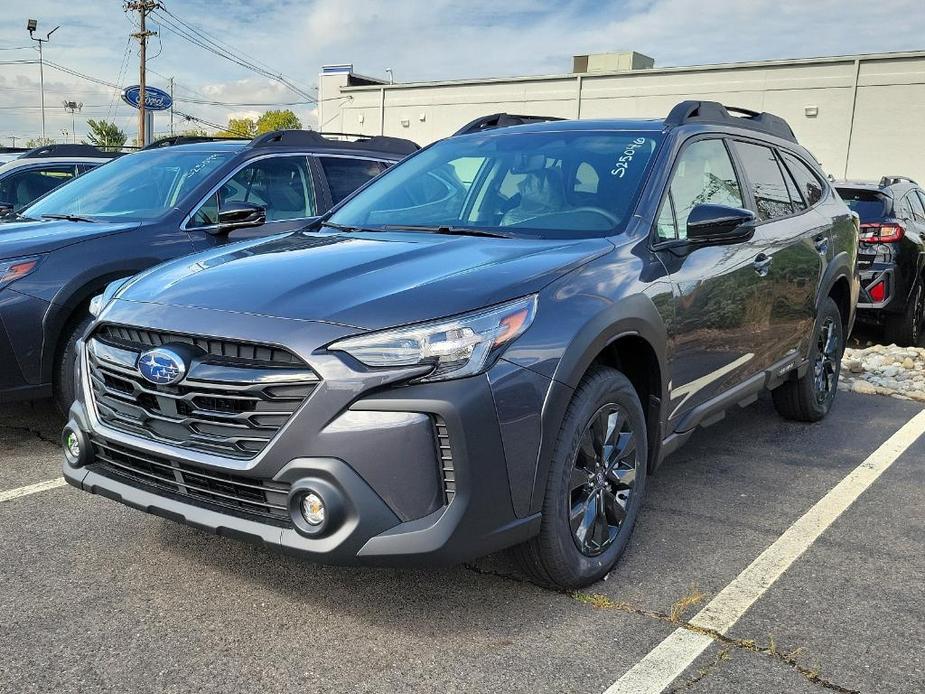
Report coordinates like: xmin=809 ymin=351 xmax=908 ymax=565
xmin=63 ymin=303 xmax=546 ymax=565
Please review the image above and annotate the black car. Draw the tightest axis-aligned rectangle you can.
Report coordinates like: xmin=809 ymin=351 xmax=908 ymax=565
xmin=63 ymin=101 xmax=858 ymax=588
xmin=0 ymin=130 xmax=417 ymax=409
xmin=836 ymin=177 xmax=925 ymax=345
xmin=0 ymin=144 xmax=122 ymax=215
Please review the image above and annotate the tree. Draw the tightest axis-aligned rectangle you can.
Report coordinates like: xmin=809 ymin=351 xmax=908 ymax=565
xmin=256 ymin=109 xmax=301 ymax=134
xmin=24 ymin=137 xmax=55 ymax=148
xmin=216 ymin=117 xmax=257 ymax=139
xmin=84 ymin=119 xmax=127 ymax=151
xmin=178 ymin=127 xmax=208 ymax=137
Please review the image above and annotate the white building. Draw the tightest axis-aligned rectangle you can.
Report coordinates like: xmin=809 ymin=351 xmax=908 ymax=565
xmin=318 ymin=50 xmax=925 ymax=182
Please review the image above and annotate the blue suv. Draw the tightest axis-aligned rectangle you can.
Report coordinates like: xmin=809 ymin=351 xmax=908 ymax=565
xmin=0 ymin=130 xmax=416 ymax=410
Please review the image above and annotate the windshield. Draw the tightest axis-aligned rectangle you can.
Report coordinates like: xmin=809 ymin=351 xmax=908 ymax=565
xmin=328 ymin=130 xmax=662 ymax=238
xmin=836 ymin=188 xmax=888 ymax=222
xmin=22 ymin=148 xmax=235 ymax=221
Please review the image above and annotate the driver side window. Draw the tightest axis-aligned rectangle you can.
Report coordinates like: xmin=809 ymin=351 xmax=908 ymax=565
xmin=656 ymin=139 xmax=744 ymax=242
xmin=189 ymin=156 xmax=315 ymax=228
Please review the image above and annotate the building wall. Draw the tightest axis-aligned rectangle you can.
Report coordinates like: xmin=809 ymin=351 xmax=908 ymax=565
xmin=319 ymin=51 xmax=925 ymax=183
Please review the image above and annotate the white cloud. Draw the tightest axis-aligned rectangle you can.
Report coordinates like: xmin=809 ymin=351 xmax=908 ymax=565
xmin=1 ymin=0 xmax=922 ymax=142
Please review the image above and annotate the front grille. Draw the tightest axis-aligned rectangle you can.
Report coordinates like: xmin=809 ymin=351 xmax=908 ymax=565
xmin=96 ymin=324 xmax=302 ymax=366
xmin=90 ymin=437 xmax=291 ymax=525
xmin=87 ymin=326 xmax=320 ymax=459
xmin=434 ymin=416 xmax=455 ymax=504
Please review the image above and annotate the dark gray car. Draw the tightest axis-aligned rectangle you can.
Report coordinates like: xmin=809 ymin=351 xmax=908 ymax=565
xmin=62 ymin=102 xmax=859 ymax=588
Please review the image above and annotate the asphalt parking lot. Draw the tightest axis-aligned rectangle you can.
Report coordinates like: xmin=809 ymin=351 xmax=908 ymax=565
xmin=1 ymin=388 xmax=923 ymax=694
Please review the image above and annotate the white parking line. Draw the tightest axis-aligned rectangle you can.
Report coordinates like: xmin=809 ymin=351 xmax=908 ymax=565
xmin=0 ymin=477 xmax=67 ymax=503
xmin=604 ymin=408 xmax=925 ymax=694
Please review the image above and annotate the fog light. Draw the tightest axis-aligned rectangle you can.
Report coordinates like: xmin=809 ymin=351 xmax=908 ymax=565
xmin=300 ymin=492 xmax=326 ymax=526
xmin=62 ymin=427 xmax=84 ymax=466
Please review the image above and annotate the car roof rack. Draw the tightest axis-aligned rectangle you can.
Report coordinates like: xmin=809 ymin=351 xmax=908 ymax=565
xmin=20 ymin=143 xmax=121 ymax=159
xmin=879 ymin=175 xmax=919 ymax=187
xmin=248 ymin=129 xmax=419 ymax=156
xmin=664 ymin=100 xmax=797 ymax=143
xmin=143 ymin=135 xmax=251 ymax=150
xmin=453 ymin=113 xmax=565 ymax=136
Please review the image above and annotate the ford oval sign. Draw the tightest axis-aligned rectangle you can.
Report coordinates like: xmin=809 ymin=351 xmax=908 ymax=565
xmin=121 ymin=84 xmax=173 ymax=112
xmin=137 ymin=347 xmax=186 ymax=386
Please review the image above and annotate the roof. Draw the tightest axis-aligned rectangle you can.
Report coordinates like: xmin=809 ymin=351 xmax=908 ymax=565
xmin=835 ymin=179 xmax=919 ymax=195
xmin=454 ymin=118 xmax=664 ymax=137
xmin=0 ymin=157 xmax=117 ymax=175
xmin=146 ymin=131 xmax=418 ymax=158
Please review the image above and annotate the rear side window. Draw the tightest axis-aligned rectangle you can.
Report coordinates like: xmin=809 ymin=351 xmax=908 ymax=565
xmin=0 ymin=165 xmax=77 ymax=211
xmin=320 ymin=158 xmax=389 ymax=205
xmin=655 ymin=138 xmax=744 ymax=242
xmin=732 ymin=141 xmax=793 ymax=221
xmin=897 ymin=195 xmax=916 ymax=221
xmin=780 ymin=152 xmax=825 ymax=207
xmin=907 ymin=192 xmax=925 ymax=222
xmin=836 ymin=188 xmax=888 ymax=222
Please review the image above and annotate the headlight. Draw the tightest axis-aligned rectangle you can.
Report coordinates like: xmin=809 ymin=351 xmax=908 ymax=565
xmin=0 ymin=256 xmax=42 ymax=291
xmin=89 ymin=277 xmax=133 ymax=318
xmin=329 ymin=295 xmax=537 ymax=382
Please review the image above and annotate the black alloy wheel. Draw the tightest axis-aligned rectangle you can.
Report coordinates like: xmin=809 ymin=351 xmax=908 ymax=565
xmin=569 ymin=403 xmax=639 ymax=557
xmin=813 ymin=316 xmax=840 ymax=404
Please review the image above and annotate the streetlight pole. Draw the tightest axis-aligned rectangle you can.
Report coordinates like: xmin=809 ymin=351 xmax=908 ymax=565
xmin=63 ymin=101 xmax=82 ymax=143
xmin=27 ymin=19 xmax=59 ymax=143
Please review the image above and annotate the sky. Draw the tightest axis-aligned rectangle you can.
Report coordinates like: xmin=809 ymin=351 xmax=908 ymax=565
xmin=1 ymin=0 xmax=924 ymax=145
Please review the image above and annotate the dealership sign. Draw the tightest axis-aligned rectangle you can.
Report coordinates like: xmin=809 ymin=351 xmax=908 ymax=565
xmin=121 ymin=85 xmax=173 ymax=111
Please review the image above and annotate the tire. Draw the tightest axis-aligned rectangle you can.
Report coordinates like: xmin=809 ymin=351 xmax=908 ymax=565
xmin=884 ymin=278 xmax=924 ymax=347
xmin=511 ymin=366 xmax=648 ymax=589
xmin=54 ymin=313 xmax=93 ymax=415
xmin=772 ymin=296 xmax=843 ymax=422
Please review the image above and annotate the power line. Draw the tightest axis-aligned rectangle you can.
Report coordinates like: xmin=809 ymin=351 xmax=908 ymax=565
xmin=151 ymin=6 xmax=315 ymax=102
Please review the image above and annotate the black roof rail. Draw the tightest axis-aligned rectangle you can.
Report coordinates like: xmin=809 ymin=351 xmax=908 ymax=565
xmin=248 ymin=129 xmax=419 ymax=156
xmin=143 ymin=135 xmax=250 ymax=150
xmin=453 ymin=113 xmax=565 ymax=136
xmin=0 ymin=146 xmax=28 ymax=154
xmin=879 ymin=175 xmax=919 ymax=187
xmin=20 ymin=143 xmax=120 ymax=159
xmin=664 ymin=100 xmax=797 ymax=143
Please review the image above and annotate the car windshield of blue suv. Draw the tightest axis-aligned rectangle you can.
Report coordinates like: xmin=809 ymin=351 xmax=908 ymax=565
xmin=20 ymin=148 xmax=234 ymax=222
xmin=326 ymin=130 xmax=662 ymax=238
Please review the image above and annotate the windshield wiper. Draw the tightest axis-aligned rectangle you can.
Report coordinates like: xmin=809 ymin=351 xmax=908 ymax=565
xmin=322 ymin=221 xmax=384 ymax=233
xmin=381 ymin=225 xmax=513 ymax=239
xmin=40 ymin=213 xmax=96 ymax=223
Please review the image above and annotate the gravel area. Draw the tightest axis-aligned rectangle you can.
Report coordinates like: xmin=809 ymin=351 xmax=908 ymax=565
xmin=841 ymin=344 xmax=925 ymax=402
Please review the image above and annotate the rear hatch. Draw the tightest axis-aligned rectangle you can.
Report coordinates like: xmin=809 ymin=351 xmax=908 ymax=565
xmin=836 ymin=187 xmax=893 ymax=271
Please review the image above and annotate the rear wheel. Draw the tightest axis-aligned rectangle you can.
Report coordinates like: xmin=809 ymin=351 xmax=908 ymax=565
xmin=884 ymin=278 xmax=924 ymax=347
xmin=511 ymin=366 xmax=647 ymax=589
xmin=54 ymin=313 xmax=93 ymax=415
xmin=772 ymin=296 xmax=843 ymax=422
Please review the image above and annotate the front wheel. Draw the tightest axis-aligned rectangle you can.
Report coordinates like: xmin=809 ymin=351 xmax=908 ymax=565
xmin=772 ymin=296 xmax=843 ymax=422
xmin=54 ymin=313 xmax=93 ymax=415
xmin=511 ymin=366 xmax=647 ymax=589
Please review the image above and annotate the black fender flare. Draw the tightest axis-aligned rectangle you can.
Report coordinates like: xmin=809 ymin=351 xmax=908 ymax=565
xmin=529 ymin=292 xmax=670 ymax=514
xmin=40 ymin=266 xmax=150 ymax=384
xmin=815 ymin=250 xmax=857 ymax=329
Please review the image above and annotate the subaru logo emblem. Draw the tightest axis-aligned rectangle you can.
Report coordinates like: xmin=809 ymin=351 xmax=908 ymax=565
xmin=137 ymin=347 xmax=186 ymax=386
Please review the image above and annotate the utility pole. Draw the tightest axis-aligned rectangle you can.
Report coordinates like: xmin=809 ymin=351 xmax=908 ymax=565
xmin=125 ymin=1 xmax=158 ymax=146
xmin=27 ymin=19 xmax=59 ymax=143
xmin=8 ymin=136 xmax=18 ymax=148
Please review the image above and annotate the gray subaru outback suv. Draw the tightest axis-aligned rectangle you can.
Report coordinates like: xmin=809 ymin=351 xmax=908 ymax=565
xmin=63 ymin=102 xmax=858 ymax=588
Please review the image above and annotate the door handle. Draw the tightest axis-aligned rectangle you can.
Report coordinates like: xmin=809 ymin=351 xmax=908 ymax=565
xmin=753 ymin=253 xmax=772 ymax=276
xmin=814 ymin=234 xmax=829 ymax=255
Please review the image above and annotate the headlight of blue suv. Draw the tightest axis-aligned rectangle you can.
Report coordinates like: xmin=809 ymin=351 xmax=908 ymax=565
xmin=329 ymin=295 xmax=538 ymax=382
xmin=0 ymin=255 xmax=42 ymax=291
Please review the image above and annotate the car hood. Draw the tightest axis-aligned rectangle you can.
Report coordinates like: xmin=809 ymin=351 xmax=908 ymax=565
xmin=117 ymin=231 xmax=613 ymax=329
xmin=0 ymin=218 xmax=139 ymax=259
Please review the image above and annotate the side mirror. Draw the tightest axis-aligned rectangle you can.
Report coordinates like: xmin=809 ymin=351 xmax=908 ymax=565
xmin=216 ymin=202 xmax=266 ymax=233
xmin=686 ymin=203 xmax=756 ymax=244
